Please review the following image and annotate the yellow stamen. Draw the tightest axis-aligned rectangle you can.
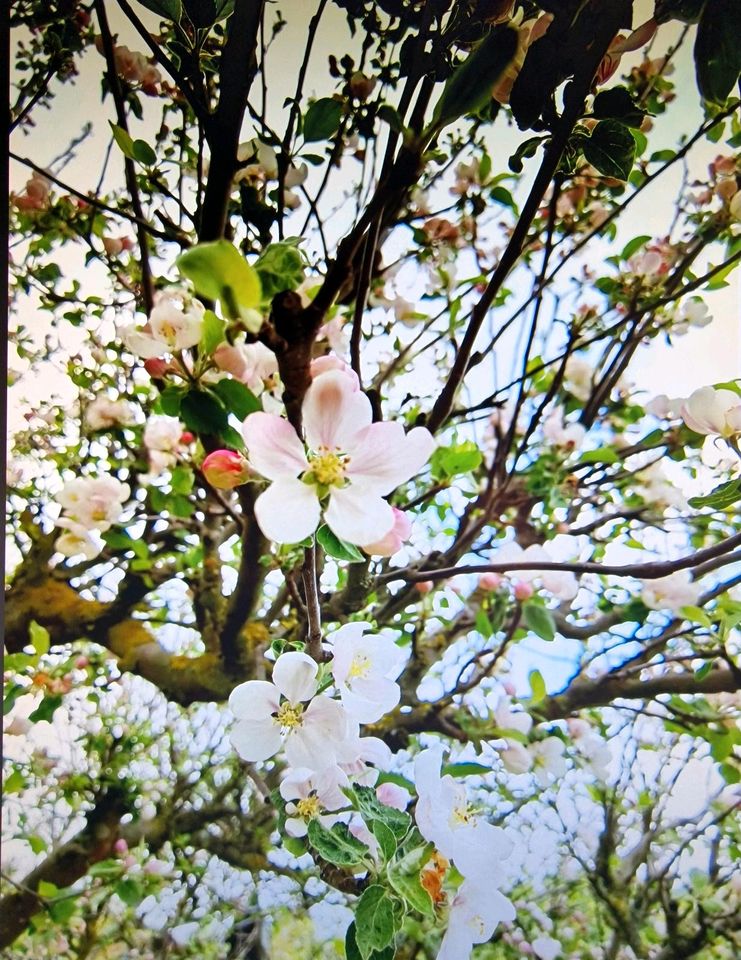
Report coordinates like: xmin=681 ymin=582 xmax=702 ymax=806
xmin=348 ymin=653 xmax=371 ymax=680
xmin=296 ymin=796 xmax=321 ymax=820
xmin=275 ymin=701 xmax=303 ymax=730
xmin=307 ymin=450 xmax=347 ymax=487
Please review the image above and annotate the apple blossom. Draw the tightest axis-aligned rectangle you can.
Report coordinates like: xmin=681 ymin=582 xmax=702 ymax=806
xmin=478 ymin=572 xmax=503 ymax=591
xmin=493 ymin=541 xmax=578 ymax=601
xmin=437 ymin=879 xmax=515 ymax=960
xmin=532 ymin=935 xmax=562 ymax=960
xmin=279 ymin=766 xmax=349 ymax=837
xmin=360 ymin=506 xmax=412 ymax=557
xmin=54 ymin=518 xmax=102 ymax=560
xmin=542 ymin=408 xmax=586 ymax=449
xmin=641 ymin=570 xmax=701 ymax=612
xmin=213 ymin=340 xmax=278 ymax=394
xmin=85 ymin=396 xmax=136 ymax=431
xmin=242 ymin=368 xmax=434 ymax=544
xmin=56 ymin=475 xmax=130 ymax=532
xmin=229 ymin=651 xmax=353 ymax=768
xmin=674 ymin=298 xmax=711 ymax=333
xmin=144 ymin=416 xmax=186 ymax=455
xmin=680 ymin=386 xmax=741 ymax=439
xmin=375 ymin=781 xmax=412 ymax=811
xmin=201 ymin=449 xmax=252 ymax=489
xmin=336 ymin=734 xmax=393 ymax=786
xmin=563 ymin=356 xmax=593 ymax=402
xmin=326 ymin=622 xmax=406 ymax=723
xmin=121 ymin=290 xmax=205 ymax=358
xmin=414 ymin=745 xmax=513 ymax=880
xmin=529 ymin=737 xmax=567 ymax=787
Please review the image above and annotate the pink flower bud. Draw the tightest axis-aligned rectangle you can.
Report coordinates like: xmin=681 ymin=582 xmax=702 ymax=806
xmin=180 ymin=431 xmax=195 ymax=445
xmin=75 ymin=656 xmax=89 ymax=669
xmin=114 ymin=838 xmax=128 ymax=855
xmin=503 ymin=681 xmax=517 ymax=696
xmin=143 ymin=357 xmax=168 ymax=379
xmin=514 ymin=581 xmax=534 ymax=601
xmin=361 ymin=507 xmax=412 ymax=557
xmin=201 ymin=449 xmax=252 ymax=489
xmin=478 ymin=572 xmax=503 ymax=591
xmin=415 ymin=580 xmax=434 ymax=594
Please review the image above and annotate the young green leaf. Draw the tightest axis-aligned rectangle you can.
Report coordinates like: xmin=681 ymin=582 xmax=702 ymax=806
xmin=176 ymin=241 xmax=262 ymax=327
xmin=354 ymin=885 xmax=399 ymax=959
xmin=522 ymin=602 xmax=557 ymax=642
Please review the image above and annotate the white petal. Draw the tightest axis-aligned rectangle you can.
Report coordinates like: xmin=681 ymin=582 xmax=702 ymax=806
xmin=285 ymin=816 xmax=309 ymax=838
xmin=324 ymin=485 xmax=394 ymax=545
xmin=228 ymin=680 xmax=280 ymax=720
xmin=302 ymin=369 xmax=372 ymax=451
xmin=230 ymin=718 xmax=283 ymax=762
xmin=272 ymin=651 xmax=319 ymax=703
xmin=346 ymin=422 xmax=434 ymax=495
xmin=242 ymin=412 xmax=308 ymax=480
xmin=254 ymin=478 xmax=321 ymax=543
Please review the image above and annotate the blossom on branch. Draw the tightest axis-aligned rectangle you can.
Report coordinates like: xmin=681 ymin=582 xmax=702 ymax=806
xmin=326 ymin=622 xmax=406 ymax=723
xmin=242 ymin=368 xmax=434 ymax=544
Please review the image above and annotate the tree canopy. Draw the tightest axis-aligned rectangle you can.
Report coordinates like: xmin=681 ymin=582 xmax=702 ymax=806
xmin=4 ymin=1 xmax=741 ymax=958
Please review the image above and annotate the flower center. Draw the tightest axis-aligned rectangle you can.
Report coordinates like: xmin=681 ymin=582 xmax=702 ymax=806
xmin=275 ymin=701 xmax=303 ymax=730
xmin=307 ymin=450 xmax=347 ymax=487
xmin=451 ymin=803 xmax=475 ymax=827
xmin=295 ymin=796 xmax=321 ymax=820
xmin=348 ymin=652 xmax=371 ymax=681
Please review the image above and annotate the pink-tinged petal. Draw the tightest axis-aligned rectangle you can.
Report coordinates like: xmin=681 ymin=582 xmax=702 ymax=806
xmin=302 ymin=369 xmax=372 ymax=451
xmin=285 ymin=697 xmax=349 ymax=769
xmin=230 ymin=717 xmax=282 ymax=762
xmin=272 ymin=651 xmax=318 ymax=703
xmin=279 ymin=768 xmax=314 ymax=802
xmin=324 ymin=486 xmax=395 ymax=546
xmin=228 ymin=680 xmax=280 ymax=720
xmin=346 ymin=423 xmax=435 ymax=495
xmin=361 ymin=507 xmax=412 ymax=556
xmin=253 ymin=478 xmax=321 ymax=543
xmin=242 ymin=412 xmax=308 ymax=480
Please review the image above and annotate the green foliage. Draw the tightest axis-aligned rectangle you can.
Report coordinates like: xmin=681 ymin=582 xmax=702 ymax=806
xmin=176 ymin=241 xmax=262 ymax=327
xmin=303 ymin=98 xmax=343 ymax=141
xmin=582 ymin=120 xmax=637 ymax=181
xmin=695 ymin=0 xmax=741 ymax=103
xmin=306 ymin=820 xmax=371 ymax=867
xmin=316 ymin=524 xmax=367 ymax=562
xmin=255 ymin=238 xmax=307 ymax=300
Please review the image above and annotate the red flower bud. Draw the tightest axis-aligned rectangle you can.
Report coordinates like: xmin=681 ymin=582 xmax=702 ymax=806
xmin=201 ymin=449 xmax=252 ymax=489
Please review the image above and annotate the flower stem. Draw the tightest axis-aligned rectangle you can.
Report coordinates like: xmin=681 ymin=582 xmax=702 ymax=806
xmin=302 ymin=541 xmax=324 ymax=661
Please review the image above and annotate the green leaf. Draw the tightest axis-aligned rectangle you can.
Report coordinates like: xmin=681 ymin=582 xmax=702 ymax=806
xmin=387 ymin=861 xmax=435 ymax=919
xmin=4 ymin=769 xmax=25 ymax=793
xmin=29 ymin=620 xmax=50 ymax=656
xmin=159 ymin=384 xmax=185 ymax=416
xmin=135 ymin=0 xmax=182 ymax=21
xmin=351 ymin=784 xmax=412 ymax=839
xmin=211 ymin=378 xmax=262 ymax=420
xmin=316 ymin=524 xmax=366 ymax=563
xmin=509 ymin=135 xmax=544 ymax=173
xmin=529 ymin=669 xmax=547 ymax=703
xmin=583 ymin=120 xmax=636 ymax=180
xmin=3 ymin=684 xmax=26 ymax=715
xmin=115 ymin=877 xmax=144 ymax=906
xmin=522 ymin=602 xmax=556 ymax=642
xmin=179 ymin=388 xmax=229 ymax=436
xmin=680 ymin=605 xmax=712 ymax=627
xmin=431 ymin=26 xmax=519 ymax=129
xmin=254 ymin=239 xmax=307 ymax=300
xmin=370 ymin=820 xmax=397 ymax=862
xmin=694 ymin=660 xmax=714 ymax=680
xmin=132 ymin=139 xmax=156 ymax=166
xmin=306 ymin=819 xmax=370 ymax=867
xmin=199 ymin=309 xmax=226 ymax=356
xmin=592 ymin=86 xmax=647 ymax=127
xmin=430 ymin=440 xmax=482 ymax=479
xmin=29 ymin=695 xmax=63 ymax=723
xmin=695 ymin=0 xmax=741 ymax=103
xmin=442 ymin=761 xmax=491 ymax=778
xmin=176 ymin=241 xmax=262 ymax=326
xmin=109 ymin=122 xmax=136 ymax=160
xmin=49 ymin=895 xmax=78 ymax=924
xmin=345 ymin=923 xmax=394 ymax=960
xmin=621 ymin=235 xmax=653 ymax=261
xmin=354 ymin=885 xmax=398 ymax=959
xmin=303 ymin=97 xmax=343 ymax=141
xmin=688 ymin=477 xmax=741 ymax=510
xmin=170 ymin=466 xmax=195 ymax=495
xmin=579 ymin=446 xmax=620 ymax=465
xmin=28 ymin=834 xmax=47 ymax=854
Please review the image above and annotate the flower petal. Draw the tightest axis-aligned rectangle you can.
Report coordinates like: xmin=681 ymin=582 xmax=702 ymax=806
xmin=324 ymin=485 xmax=394 ymax=545
xmin=272 ymin=651 xmax=318 ymax=703
xmin=302 ymin=369 xmax=372 ymax=451
xmin=228 ymin=680 xmax=280 ymax=720
xmin=242 ymin=412 xmax=308 ymax=480
xmin=346 ymin=423 xmax=434 ymax=495
xmin=253 ymin=478 xmax=321 ymax=543
xmin=230 ymin=717 xmax=283 ymax=763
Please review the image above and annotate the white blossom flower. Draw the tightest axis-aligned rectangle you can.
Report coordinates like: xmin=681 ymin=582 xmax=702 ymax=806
xmin=229 ymin=651 xmax=353 ymax=768
xmin=492 ymin=542 xmax=578 ymax=601
xmin=242 ymin=368 xmax=434 ymax=544
xmin=414 ymin=745 xmax=512 ymax=880
xmin=144 ymin=415 xmax=185 ymax=454
xmin=56 ymin=475 xmax=130 ymax=532
xmin=528 ymin=737 xmax=567 ymax=787
xmin=213 ymin=341 xmax=278 ymax=395
xmin=54 ymin=518 xmax=103 ymax=559
xmin=85 ymin=396 xmax=136 ymax=431
xmin=563 ymin=356 xmax=593 ymax=402
xmin=279 ymin=765 xmax=349 ymax=837
xmin=121 ymin=290 xmax=205 ymax=357
xmin=327 ymin=622 xmax=406 ymax=723
xmin=532 ymin=935 xmax=562 ymax=960
xmin=680 ymin=385 xmax=741 ymax=439
xmin=499 ymin=741 xmax=533 ymax=774
xmin=635 ymin=462 xmax=687 ymax=511
xmin=542 ymin=407 xmax=586 ymax=449
xmin=641 ymin=570 xmax=701 ymax=612
xmin=673 ymin=298 xmax=711 ymax=334
xmin=437 ymin=879 xmax=515 ymax=960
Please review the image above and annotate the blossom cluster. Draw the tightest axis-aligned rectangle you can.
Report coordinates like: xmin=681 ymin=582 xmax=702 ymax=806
xmin=121 ymin=289 xmax=206 ymax=358
xmin=54 ymin=475 xmax=130 ymax=559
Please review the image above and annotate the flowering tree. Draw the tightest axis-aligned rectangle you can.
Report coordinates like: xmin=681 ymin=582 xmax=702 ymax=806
xmin=5 ymin=0 xmax=741 ymax=957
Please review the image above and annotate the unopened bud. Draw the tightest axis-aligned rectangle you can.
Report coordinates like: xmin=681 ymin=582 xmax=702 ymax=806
xmin=143 ymin=357 xmax=168 ymax=379
xmin=415 ymin=580 xmax=434 ymax=594
xmin=349 ymin=71 xmax=376 ymax=100
xmin=514 ymin=581 xmax=534 ymax=601
xmin=201 ymin=449 xmax=252 ymax=489
xmin=479 ymin=572 xmax=503 ymax=591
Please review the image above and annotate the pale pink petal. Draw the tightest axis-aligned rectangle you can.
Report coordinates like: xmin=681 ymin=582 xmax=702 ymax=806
xmin=286 ymin=696 xmax=348 ymax=769
xmin=230 ymin=717 xmax=282 ymax=762
xmin=242 ymin=412 xmax=308 ymax=480
xmin=253 ymin=477 xmax=321 ymax=543
xmin=302 ymin=369 xmax=372 ymax=451
xmin=345 ymin=423 xmax=434 ymax=495
xmin=285 ymin=816 xmax=309 ymax=837
xmin=272 ymin=651 xmax=318 ymax=703
xmin=324 ymin=485 xmax=395 ymax=546
xmin=228 ymin=680 xmax=280 ymax=720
